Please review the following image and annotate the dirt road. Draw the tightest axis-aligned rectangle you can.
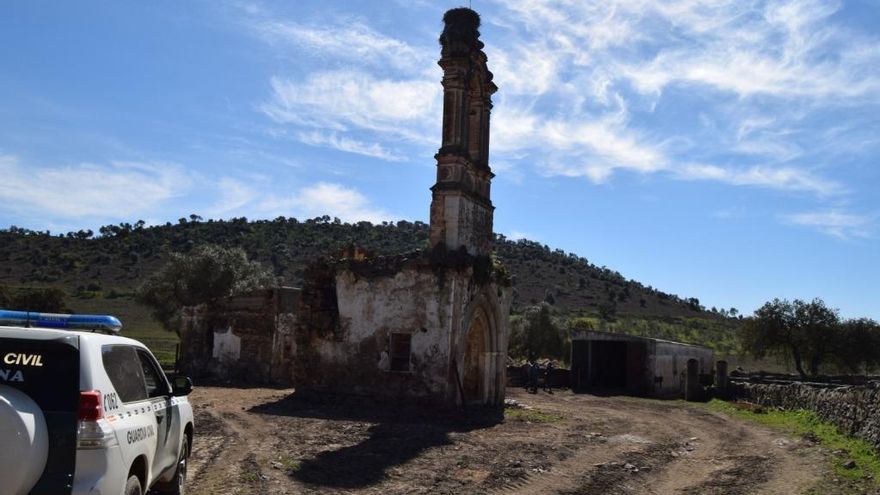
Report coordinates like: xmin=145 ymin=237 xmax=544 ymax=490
xmin=185 ymin=386 xmax=837 ymax=494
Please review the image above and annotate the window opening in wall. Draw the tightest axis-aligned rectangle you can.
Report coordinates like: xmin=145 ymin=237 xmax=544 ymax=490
xmin=390 ymin=333 xmax=412 ymax=372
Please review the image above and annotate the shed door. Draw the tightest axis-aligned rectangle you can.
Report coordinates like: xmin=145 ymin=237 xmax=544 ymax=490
xmin=570 ymin=341 xmax=589 ymax=392
xmin=626 ymin=342 xmax=646 ymax=395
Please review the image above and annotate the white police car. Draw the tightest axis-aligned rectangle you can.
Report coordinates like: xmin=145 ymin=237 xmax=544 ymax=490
xmin=0 ymin=310 xmax=194 ymax=495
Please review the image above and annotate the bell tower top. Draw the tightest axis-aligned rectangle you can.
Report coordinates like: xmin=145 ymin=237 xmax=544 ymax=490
xmin=440 ymin=8 xmax=482 ymax=47
xmin=429 ymin=8 xmax=498 ymax=256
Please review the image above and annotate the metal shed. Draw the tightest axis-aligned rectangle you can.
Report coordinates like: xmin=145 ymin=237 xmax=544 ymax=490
xmin=570 ymin=330 xmax=714 ymax=398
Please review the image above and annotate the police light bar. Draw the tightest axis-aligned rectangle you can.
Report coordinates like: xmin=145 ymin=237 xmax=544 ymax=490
xmin=0 ymin=309 xmax=123 ymax=334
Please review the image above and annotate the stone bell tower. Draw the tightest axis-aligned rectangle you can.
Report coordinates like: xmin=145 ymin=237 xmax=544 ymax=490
xmin=429 ymin=8 xmax=498 ymax=256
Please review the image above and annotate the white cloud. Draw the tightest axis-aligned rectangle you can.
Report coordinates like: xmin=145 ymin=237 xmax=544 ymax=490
xmin=189 ymin=175 xmax=395 ymax=224
xmin=262 ymin=71 xmax=440 ymax=146
xmin=243 ymin=0 xmax=871 ymax=214
xmin=0 ymin=154 xmax=190 ymax=219
xmin=297 ymin=131 xmax=404 ymax=161
xmin=257 ymin=182 xmax=393 ymax=224
xmin=540 ymin=117 xmax=665 ymax=177
xmin=252 ymin=20 xmax=430 ymax=73
xmin=489 ymin=43 xmax=560 ymax=96
xmin=489 ymin=160 xmax=524 ymax=185
xmin=493 ymin=102 xmax=665 ymax=183
xmin=239 ymin=4 xmax=441 ymax=158
xmin=676 ymin=164 xmax=843 ymax=197
xmin=481 ymin=0 xmax=872 ymax=199
xmin=490 ymin=103 xmax=539 ymax=153
xmin=613 ymin=0 xmax=880 ymax=100
xmin=781 ymin=210 xmax=874 ymax=239
xmin=508 ymin=230 xmax=533 ymax=241
xmin=209 ymin=177 xmax=260 ymax=216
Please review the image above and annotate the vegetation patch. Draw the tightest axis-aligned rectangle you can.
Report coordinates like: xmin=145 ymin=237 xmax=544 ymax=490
xmin=276 ymin=455 xmax=301 ymax=472
xmin=238 ymin=453 xmax=265 ymax=484
xmin=504 ymin=405 xmax=562 ymax=423
xmin=706 ymin=399 xmax=880 ymax=486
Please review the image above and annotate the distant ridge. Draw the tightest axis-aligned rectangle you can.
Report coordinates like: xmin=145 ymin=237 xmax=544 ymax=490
xmin=0 ymin=217 xmax=722 ymax=319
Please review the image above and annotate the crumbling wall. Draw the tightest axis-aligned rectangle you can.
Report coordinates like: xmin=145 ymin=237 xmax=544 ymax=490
xmin=179 ymin=288 xmax=299 ymax=383
xmin=178 ymin=250 xmax=512 ymax=406
xmin=291 ymin=250 xmax=512 ymax=405
xmin=732 ymin=381 xmax=880 ymax=451
xmin=310 ymin=267 xmax=451 ymax=399
xmin=179 ymin=304 xmax=210 ymax=374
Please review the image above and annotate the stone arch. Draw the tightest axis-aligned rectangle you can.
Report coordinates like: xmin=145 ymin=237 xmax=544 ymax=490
xmin=459 ymin=290 xmax=503 ymax=405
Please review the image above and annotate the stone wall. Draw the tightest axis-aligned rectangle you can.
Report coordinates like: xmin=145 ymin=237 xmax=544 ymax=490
xmin=178 ymin=288 xmax=299 ymax=383
xmin=732 ymin=381 xmax=880 ymax=450
xmin=291 ymin=250 xmax=512 ymax=406
xmin=179 ymin=249 xmax=513 ymax=406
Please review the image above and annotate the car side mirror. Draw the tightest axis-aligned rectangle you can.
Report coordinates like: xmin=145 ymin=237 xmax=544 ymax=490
xmin=172 ymin=376 xmax=193 ymax=397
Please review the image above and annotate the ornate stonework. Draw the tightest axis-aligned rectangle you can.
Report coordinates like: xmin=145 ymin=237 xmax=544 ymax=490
xmin=429 ymin=8 xmax=498 ymax=256
xmin=179 ymin=9 xmax=512 ymax=408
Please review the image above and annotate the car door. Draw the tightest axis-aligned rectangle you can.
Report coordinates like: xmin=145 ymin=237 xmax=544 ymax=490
xmin=101 ymin=344 xmax=160 ymax=485
xmin=135 ymin=348 xmax=178 ymax=477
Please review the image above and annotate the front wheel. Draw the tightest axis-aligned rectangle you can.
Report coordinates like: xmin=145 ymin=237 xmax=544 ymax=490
xmin=156 ymin=439 xmax=189 ymax=495
xmin=124 ymin=475 xmax=142 ymax=495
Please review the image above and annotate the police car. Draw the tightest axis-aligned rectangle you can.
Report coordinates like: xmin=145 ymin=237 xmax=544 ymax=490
xmin=0 ymin=310 xmax=194 ymax=495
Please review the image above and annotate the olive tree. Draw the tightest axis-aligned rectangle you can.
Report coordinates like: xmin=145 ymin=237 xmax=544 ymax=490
xmin=136 ymin=245 xmax=275 ymax=333
xmin=834 ymin=318 xmax=880 ymax=375
xmin=741 ymin=298 xmax=839 ymax=378
xmin=508 ymin=303 xmax=566 ymax=361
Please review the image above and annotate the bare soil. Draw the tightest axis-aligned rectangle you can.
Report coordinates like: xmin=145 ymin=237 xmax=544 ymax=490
xmin=184 ymin=386 xmax=855 ymax=494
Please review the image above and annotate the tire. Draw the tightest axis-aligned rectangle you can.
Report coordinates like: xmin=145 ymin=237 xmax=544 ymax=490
xmin=124 ymin=475 xmax=142 ymax=495
xmin=156 ymin=438 xmax=189 ymax=495
xmin=0 ymin=385 xmax=49 ymax=495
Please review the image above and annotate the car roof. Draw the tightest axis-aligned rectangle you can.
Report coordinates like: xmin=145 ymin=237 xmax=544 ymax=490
xmin=0 ymin=325 xmax=148 ymax=348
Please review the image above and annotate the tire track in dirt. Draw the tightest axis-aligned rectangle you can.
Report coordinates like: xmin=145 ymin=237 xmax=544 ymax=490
xmin=187 ymin=387 xmax=293 ymax=495
xmin=186 ymin=387 xmax=828 ymax=495
xmin=499 ymin=392 xmax=821 ymax=495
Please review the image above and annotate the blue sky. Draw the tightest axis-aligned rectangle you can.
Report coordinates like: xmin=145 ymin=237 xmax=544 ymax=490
xmin=1 ymin=1 xmax=878 ymax=319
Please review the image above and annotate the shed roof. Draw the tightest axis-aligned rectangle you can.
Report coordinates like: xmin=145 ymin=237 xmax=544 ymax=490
xmin=571 ymin=329 xmax=713 ymax=351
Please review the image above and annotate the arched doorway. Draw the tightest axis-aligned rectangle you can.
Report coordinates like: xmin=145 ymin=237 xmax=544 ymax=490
xmin=462 ymin=310 xmax=488 ymax=403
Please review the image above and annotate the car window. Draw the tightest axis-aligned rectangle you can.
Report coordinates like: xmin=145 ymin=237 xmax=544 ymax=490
xmin=102 ymin=345 xmax=147 ymax=403
xmin=136 ymin=349 xmax=168 ymax=398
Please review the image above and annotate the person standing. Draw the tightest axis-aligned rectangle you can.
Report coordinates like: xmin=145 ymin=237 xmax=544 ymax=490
xmin=543 ymin=361 xmax=555 ymax=394
xmin=528 ymin=360 xmax=540 ymax=394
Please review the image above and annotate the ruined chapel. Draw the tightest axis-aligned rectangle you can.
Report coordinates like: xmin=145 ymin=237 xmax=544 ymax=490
xmin=179 ymin=8 xmax=513 ymax=406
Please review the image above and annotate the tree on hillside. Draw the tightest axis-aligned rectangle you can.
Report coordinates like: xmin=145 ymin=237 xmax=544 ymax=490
xmin=741 ymin=298 xmax=839 ymax=377
xmin=794 ymin=298 xmax=840 ymax=375
xmin=136 ymin=245 xmax=276 ymax=333
xmin=834 ymin=318 xmax=880 ymax=375
xmin=508 ymin=303 xmax=566 ymax=361
xmin=0 ymin=286 xmax=69 ymax=313
xmin=0 ymin=285 xmax=9 ymax=307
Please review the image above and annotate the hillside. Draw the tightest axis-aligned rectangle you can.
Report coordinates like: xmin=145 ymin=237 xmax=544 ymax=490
xmin=0 ymin=217 xmax=720 ymax=315
xmin=0 ymin=217 xmax=742 ymax=360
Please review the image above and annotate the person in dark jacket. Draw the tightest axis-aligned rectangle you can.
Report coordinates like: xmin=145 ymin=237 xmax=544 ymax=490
xmin=528 ymin=360 xmax=539 ymax=393
xmin=522 ymin=361 xmax=531 ymax=390
xmin=543 ymin=361 xmax=554 ymax=393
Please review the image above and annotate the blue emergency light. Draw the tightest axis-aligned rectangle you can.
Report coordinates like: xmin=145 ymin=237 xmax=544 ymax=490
xmin=0 ymin=309 xmax=123 ymax=334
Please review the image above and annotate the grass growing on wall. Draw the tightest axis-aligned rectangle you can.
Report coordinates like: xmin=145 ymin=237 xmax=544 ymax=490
xmin=706 ymin=399 xmax=880 ymax=486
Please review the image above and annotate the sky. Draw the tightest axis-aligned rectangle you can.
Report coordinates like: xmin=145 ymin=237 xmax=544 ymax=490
xmin=0 ymin=0 xmax=878 ymax=320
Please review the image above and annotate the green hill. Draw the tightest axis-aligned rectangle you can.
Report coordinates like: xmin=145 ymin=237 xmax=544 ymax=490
xmin=0 ymin=217 xmax=743 ymax=362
